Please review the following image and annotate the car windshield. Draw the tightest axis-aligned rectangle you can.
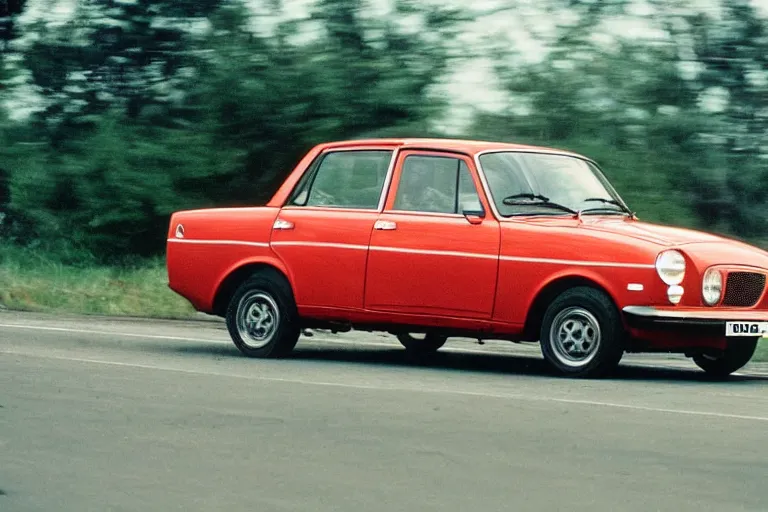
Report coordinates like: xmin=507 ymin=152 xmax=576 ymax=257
xmin=477 ymin=151 xmax=629 ymax=217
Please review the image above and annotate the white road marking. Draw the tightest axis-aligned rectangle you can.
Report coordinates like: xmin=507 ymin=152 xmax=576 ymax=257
xmin=2 ymin=348 xmax=768 ymax=423
xmin=0 ymin=322 xmax=526 ymax=356
xmin=2 ymin=321 xmax=765 ymax=384
xmin=0 ymin=323 xmax=226 ymax=344
xmin=2 ymin=321 xmax=761 ymax=366
xmin=0 ymin=321 xmax=759 ymax=368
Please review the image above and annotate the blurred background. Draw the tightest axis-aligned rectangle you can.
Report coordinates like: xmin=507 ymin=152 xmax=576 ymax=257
xmin=0 ymin=0 xmax=766 ymax=314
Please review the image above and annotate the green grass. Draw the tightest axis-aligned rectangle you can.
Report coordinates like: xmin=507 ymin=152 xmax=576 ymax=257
xmin=0 ymin=247 xmax=196 ymax=319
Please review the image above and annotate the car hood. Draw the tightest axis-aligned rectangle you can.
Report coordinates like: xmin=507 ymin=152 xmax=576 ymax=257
xmin=577 ymin=218 xmax=726 ymax=246
xmin=577 ymin=217 xmax=768 ymax=268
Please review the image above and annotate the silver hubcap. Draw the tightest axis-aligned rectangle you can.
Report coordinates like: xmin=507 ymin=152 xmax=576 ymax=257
xmin=549 ymin=307 xmax=601 ymax=367
xmin=236 ymin=291 xmax=280 ymax=349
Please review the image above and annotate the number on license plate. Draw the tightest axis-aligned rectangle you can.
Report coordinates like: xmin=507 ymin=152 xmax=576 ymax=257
xmin=726 ymin=321 xmax=768 ymax=337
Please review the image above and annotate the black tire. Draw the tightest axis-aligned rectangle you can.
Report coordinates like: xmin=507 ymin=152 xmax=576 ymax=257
xmin=396 ymin=332 xmax=447 ymax=354
xmin=225 ymin=270 xmax=301 ymax=358
xmin=692 ymin=338 xmax=758 ymax=378
xmin=539 ymin=286 xmax=625 ymax=378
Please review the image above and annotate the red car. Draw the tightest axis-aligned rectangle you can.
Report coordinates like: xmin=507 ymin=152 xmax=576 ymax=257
xmin=166 ymin=138 xmax=768 ymax=378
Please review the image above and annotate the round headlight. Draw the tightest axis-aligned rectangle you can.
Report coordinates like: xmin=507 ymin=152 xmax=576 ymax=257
xmin=655 ymin=250 xmax=686 ymax=285
xmin=702 ymin=268 xmax=723 ymax=306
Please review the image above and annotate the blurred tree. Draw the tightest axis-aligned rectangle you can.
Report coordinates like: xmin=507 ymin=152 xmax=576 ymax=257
xmin=686 ymin=0 xmax=768 ymax=236
xmin=23 ymin=0 xmax=224 ymax=142
xmin=0 ymin=0 xmax=26 ymax=53
xmin=5 ymin=0 xmax=463 ymax=262
xmin=0 ymin=0 xmax=28 ymax=126
xmin=3 ymin=0 xmax=229 ymax=260
xmin=0 ymin=0 xmax=27 ymax=241
xmin=187 ymin=0 xmax=463 ymax=203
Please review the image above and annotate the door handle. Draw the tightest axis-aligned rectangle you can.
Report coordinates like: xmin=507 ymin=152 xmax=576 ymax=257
xmin=374 ymin=220 xmax=397 ymax=231
xmin=273 ymin=219 xmax=294 ymax=230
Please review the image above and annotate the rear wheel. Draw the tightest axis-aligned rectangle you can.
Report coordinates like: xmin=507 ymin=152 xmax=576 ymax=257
xmin=692 ymin=338 xmax=758 ymax=378
xmin=539 ymin=287 xmax=625 ymax=378
xmin=225 ymin=270 xmax=301 ymax=358
xmin=397 ymin=332 xmax=447 ymax=354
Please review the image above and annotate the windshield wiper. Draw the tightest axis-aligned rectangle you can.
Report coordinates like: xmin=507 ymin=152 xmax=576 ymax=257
xmin=502 ymin=194 xmax=577 ymax=215
xmin=583 ymin=197 xmax=630 ymax=213
xmin=578 ymin=207 xmax=629 ymax=216
xmin=503 ymin=193 xmax=550 ymax=203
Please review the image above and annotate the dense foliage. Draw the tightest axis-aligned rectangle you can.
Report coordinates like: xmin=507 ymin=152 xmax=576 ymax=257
xmin=1 ymin=0 xmax=766 ymax=263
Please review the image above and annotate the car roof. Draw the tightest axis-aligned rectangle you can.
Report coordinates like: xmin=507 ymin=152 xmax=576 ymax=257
xmin=317 ymin=138 xmax=588 ymax=159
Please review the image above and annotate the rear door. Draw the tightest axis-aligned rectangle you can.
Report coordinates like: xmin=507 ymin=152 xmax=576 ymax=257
xmin=271 ymin=147 xmax=394 ymax=311
xmin=364 ymin=150 xmax=500 ymax=319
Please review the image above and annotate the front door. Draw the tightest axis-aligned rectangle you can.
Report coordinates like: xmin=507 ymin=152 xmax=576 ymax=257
xmin=271 ymin=147 xmax=394 ymax=311
xmin=364 ymin=150 xmax=500 ymax=319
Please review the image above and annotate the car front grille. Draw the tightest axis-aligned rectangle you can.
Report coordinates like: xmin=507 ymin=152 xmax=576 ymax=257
xmin=722 ymin=271 xmax=766 ymax=307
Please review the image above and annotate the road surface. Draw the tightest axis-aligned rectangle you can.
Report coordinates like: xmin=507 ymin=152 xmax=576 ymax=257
xmin=2 ymin=311 xmax=768 ymax=512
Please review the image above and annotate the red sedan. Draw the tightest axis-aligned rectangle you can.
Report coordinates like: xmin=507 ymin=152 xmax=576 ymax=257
xmin=166 ymin=138 xmax=768 ymax=378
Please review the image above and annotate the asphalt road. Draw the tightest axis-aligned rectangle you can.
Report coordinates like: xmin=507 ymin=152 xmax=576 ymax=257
xmin=2 ymin=312 xmax=768 ymax=512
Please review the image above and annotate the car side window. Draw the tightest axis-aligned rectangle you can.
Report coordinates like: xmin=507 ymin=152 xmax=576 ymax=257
xmin=393 ymin=155 xmax=482 ymax=214
xmin=289 ymin=150 xmax=393 ymax=209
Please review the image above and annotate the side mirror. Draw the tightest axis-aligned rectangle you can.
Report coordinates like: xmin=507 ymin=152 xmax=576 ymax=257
xmin=462 ymin=209 xmax=485 ymax=225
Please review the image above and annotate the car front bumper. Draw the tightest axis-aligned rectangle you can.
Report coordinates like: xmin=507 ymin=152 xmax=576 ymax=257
xmin=623 ymin=306 xmax=768 ymax=337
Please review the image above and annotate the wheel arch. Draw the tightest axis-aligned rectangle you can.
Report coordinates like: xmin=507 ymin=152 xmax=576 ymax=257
xmin=522 ymin=272 xmax=620 ymax=341
xmin=212 ymin=259 xmax=294 ymax=317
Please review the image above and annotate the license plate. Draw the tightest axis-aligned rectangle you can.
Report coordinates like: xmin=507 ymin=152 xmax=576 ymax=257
xmin=726 ymin=321 xmax=768 ymax=337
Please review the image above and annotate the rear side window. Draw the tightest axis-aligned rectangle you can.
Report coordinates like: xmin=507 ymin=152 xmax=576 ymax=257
xmin=289 ymin=150 xmax=393 ymax=209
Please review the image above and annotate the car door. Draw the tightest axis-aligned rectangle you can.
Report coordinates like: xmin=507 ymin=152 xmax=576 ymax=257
xmin=364 ymin=150 xmax=500 ymax=319
xmin=271 ymin=147 xmax=394 ymax=311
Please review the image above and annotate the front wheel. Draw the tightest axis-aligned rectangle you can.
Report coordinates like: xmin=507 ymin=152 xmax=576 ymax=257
xmin=539 ymin=287 xmax=625 ymax=378
xmin=397 ymin=332 xmax=447 ymax=354
xmin=225 ymin=271 xmax=301 ymax=358
xmin=693 ymin=338 xmax=758 ymax=378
